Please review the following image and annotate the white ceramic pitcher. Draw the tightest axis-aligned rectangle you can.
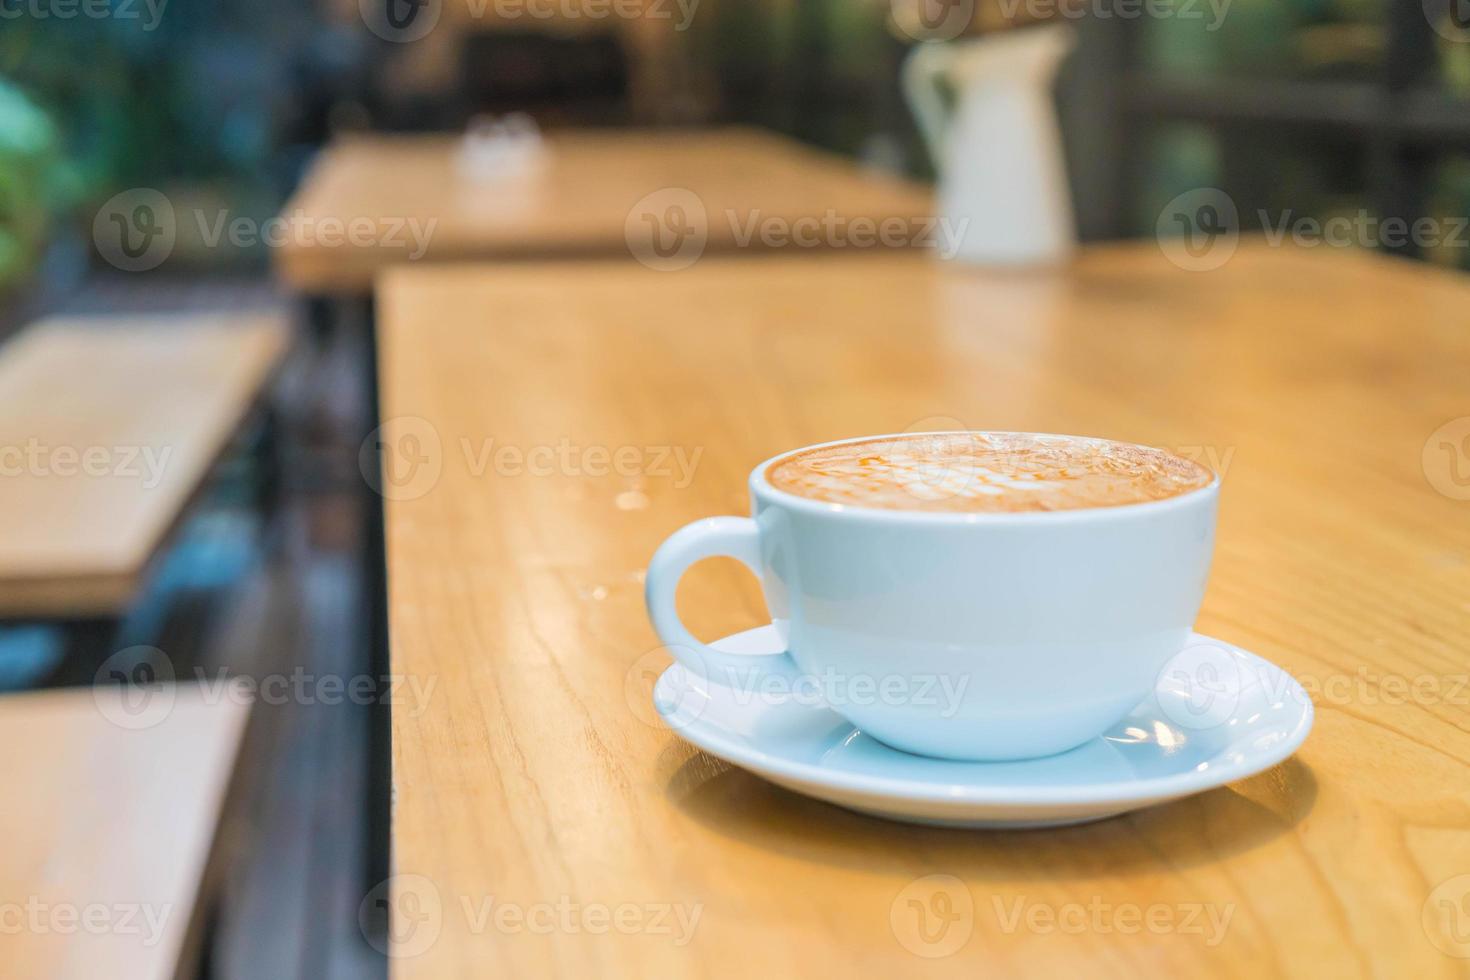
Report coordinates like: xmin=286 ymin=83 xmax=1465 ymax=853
xmin=903 ymin=25 xmax=1077 ymax=266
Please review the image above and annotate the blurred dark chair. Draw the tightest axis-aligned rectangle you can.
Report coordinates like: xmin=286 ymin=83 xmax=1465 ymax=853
xmin=456 ymin=30 xmax=631 ymax=127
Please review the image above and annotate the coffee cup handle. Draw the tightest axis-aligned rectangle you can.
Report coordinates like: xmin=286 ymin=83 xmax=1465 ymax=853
xmin=646 ymin=516 xmax=802 ymax=685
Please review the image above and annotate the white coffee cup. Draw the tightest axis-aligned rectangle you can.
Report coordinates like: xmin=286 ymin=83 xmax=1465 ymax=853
xmin=645 ymin=432 xmax=1219 ymax=761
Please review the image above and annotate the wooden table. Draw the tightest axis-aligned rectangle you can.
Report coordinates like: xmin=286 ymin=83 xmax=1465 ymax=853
xmin=0 ymin=684 xmax=251 ymax=980
xmin=276 ymin=128 xmax=933 ymax=292
xmin=378 ymin=244 xmax=1470 ymax=977
xmin=0 ymin=314 xmax=288 ymax=618
xmin=281 ymin=127 xmax=931 ymax=894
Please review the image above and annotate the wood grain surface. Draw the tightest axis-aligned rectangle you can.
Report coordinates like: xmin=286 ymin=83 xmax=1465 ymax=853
xmin=0 ymin=684 xmax=251 ymax=980
xmin=0 ymin=314 xmax=288 ymax=617
xmin=275 ymin=128 xmax=934 ymax=292
xmin=377 ymin=244 xmax=1470 ymax=978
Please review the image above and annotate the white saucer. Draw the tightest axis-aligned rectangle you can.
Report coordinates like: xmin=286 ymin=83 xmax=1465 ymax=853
xmin=654 ymin=626 xmax=1313 ymax=828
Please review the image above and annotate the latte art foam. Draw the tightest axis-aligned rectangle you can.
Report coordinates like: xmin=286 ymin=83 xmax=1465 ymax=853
xmin=765 ymin=433 xmax=1214 ymax=513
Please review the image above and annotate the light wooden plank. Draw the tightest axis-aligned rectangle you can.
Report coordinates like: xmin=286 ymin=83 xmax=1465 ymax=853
xmin=275 ymin=128 xmax=934 ymax=292
xmin=378 ymin=244 xmax=1470 ymax=977
xmin=0 ymin=683 xmax=251 ymax=980
xmin=0 ymin=314 xmax=289 ymax=617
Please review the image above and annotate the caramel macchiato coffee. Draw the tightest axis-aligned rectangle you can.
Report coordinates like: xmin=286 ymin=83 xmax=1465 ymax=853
xmin=765 ymin=432 xmax=1213 ymax=513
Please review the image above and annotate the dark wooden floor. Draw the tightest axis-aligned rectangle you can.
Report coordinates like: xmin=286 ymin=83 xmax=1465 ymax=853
xmin=0 ymin=275 xmax=387 ymax=979
xmin=207 ymin=498 xmax=384 ymax=980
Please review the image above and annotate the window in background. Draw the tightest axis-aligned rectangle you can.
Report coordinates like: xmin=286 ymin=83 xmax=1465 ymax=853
xmin=1142 ymin=0 xmax=1386 ymax=82
xmin=1428 ymin=156 xmax=1470 ymax=269
xmin=1115 ymin=0 xmax=1469 ymax=261
xmin=0 ymin=0 xmax=328 ymax=283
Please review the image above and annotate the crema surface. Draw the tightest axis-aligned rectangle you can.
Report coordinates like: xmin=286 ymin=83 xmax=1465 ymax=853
xmin=765 ymin=433 xmax=1214 ymax=513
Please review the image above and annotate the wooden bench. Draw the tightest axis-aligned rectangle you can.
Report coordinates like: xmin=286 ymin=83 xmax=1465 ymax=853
xmin=0 ymin=683 xmax=251 ymax=980
xmin=0 ymin=314 xmax=289 ymax=620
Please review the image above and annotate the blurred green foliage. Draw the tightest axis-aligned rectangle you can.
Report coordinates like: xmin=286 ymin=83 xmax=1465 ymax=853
xmin=0 ymin=79 xmax=66 ymax=291
xmin=0 ymin=6 xmax=294 ymax=279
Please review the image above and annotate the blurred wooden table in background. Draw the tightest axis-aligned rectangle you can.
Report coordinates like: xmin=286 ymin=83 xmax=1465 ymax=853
xmin=275 ymin=128 xmax=933 ymax=293
xmin=0 ymin=684 xmax=250 ymax=980
xmin=0 ymin=314 xmax=287 ymax=618
xmin=376 ymin=244 xmax=1470 ymax=977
